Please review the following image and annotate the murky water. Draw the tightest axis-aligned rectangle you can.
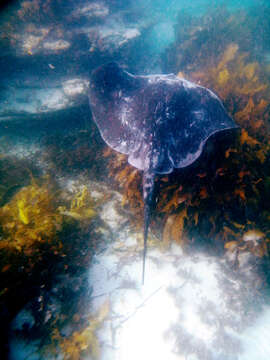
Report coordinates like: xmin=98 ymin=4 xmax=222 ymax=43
xmin=0 ymin=0 xmax=270 ymax=359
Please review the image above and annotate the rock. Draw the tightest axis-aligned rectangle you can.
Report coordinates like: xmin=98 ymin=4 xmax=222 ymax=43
xmin=11 ymin=309 xmax=35 ymax=332
xmin=0 ymin=0 xmax=167 ymax=127
xmin=5 ymin=175 xmax=270 ymax=360
xmin=43 ymin=39 xmax=70 ymax=52
xmin=71 ymin=2 xmax=109 ymax=20
xmin=87 ymin=23 xmax=141 ymax=53
xmin=0 ymin=77 xmax=89 ymax=121
xmin=99 ymin=197 xmax=126 ymax=232
xmin=62 ymin=78 xmax=89 ymax=97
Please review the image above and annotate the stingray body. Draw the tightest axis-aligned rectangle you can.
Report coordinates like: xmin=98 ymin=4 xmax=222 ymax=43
xmin=89 ymin=62 xmax=238 ymax=284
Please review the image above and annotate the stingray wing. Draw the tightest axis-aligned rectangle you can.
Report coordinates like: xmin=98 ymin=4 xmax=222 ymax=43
xmin=89 ymin=64 xmax=238 ymax=173
xmin=124 ymin=76 xmax=238 ymax=173
xmin=89 ymin=62 xmax=146 ymax=157
xmin=167 ymin=79 xmax=238 ymax=169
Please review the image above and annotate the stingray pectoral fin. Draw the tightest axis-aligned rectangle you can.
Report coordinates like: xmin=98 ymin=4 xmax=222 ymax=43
xmin=89 ymin=63 xmax=239 ymax=285
xmin=142 ymin=170 xmax=155 ymax=285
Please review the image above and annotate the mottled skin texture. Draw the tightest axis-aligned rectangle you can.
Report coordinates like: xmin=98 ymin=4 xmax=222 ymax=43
xmin=89 ymin=62 xmax=238 ymax=284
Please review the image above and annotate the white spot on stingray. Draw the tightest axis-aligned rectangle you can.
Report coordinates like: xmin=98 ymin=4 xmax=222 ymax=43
xmin=144 ymin=74 xmax=180 ymax=86
xmin=191 ymin=110 xmax=205 ymax=122
xmin=123 ymin=96 xmax=132 ymax=103
xmin=120 ymin=104 xmax=131 ymax=126
xmin=182 ymin=78 xmax=197 ymax=89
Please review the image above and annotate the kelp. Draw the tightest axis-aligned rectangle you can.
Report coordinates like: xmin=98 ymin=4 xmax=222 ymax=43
xmin=105 ymin=5 xmax=270 ymax=263
xmin=41 ymin=128 xmax=105 ymax=179
xmin=171 ymin=9 xmax=270 ymax=257
xmin=190 ymin=44 xmax=268 ymax=97
xmin=51 ymin=300 xmax=110 ymax=360
xmin=0 ymin=154 xmax=38 ymax=207
xmin=188 ymin=44 xmax=270 ymax=142
xmin=0 ymin=177 xmax=63 ymax=252
xmin=0 ymin=175 xmax=98 ymax=253
xmin=162 ymin=208 xmax=188 ymax=248
xmin=163 ymin=4 xmax=270 ymax=74
xmin=104 ymin=148 xmax=144 ymax=224
xmin=0 ymin=175 xmax=103 ymax=355
xmin=58 ymin=185 xmax=96 ymax=221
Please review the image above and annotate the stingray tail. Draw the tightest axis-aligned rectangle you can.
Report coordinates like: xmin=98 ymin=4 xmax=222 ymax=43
xmin=142 ymin=171 xmax=155 ymax=285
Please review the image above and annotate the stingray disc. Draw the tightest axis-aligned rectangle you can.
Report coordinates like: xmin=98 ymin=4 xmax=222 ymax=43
xmin=89 ymin=62 xmax=239 ymax=284
xmin=89 ymin=62 xmax=238 ymax=174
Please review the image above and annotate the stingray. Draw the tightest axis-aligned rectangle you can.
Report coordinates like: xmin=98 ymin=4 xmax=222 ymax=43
xmin=88 ymin=62 xmax=238 ymax=284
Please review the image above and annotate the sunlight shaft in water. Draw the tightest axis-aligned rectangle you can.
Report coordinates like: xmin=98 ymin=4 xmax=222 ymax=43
xmin=117 ymin=286 xmax=179 ymax=360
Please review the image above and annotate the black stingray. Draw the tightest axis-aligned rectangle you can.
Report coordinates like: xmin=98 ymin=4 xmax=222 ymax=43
xmin=88 ymin=62 xmax=239 ymax=284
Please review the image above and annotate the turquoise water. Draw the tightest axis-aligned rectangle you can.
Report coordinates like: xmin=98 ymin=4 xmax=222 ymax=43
xmin=125 ymin=0 xmax=267 ymax=60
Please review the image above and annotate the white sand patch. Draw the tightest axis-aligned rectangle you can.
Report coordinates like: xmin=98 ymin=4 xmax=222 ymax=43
xmin=88 ymin=236 xmax=270 ymax=360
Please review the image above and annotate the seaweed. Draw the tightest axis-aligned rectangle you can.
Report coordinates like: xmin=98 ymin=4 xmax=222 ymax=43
xmin=41 ymin=127 xmax=106 ymax=180
xmin=58 ymin=185 xmax=96 ymax=221
xmin=162 ymin=4 xmax=270 ymax=74
xmin=189 ymin=44 xmax=270 ymax=141
xmin=50 ymin=300 xmax=110 ymax=360
xmin=0 ymin=154 xmax=39 ymax=207
xmin=0 ymin=177 xmax=63 ymax=252
xmin=104 ymin=148 xmax=144 ymax=225
xmin=0 ymin=172 xmax=105 ymax=359
xmin=102 ymin=5 xmax=270 ymax=267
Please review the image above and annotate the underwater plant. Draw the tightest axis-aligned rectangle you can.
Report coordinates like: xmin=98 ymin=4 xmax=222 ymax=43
xmin=188 ymin=44 xmax=270 ymax=141
xmin=58 ymin=185 xmax=96 ymax=221
xmin=0 ymin=154 xmax=38 ymax=207
xmin=0 ymin=177 xmax=63 ymax=252
xmin=41 ymin=128 xmax=105 ymax=179
xmin=99 ymin=6 xmax=270 ymax=272
xmin=51 ymin=300 xmax=110 ymax=360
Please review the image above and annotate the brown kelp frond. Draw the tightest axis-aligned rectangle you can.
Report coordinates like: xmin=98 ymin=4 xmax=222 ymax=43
xmin=189 ymin=45 xmax=270 ymax=141
xmin=103 ymin=6 xmax=270 ymax=262
xmin=51 ymin=300 xmax=110 ymax=360
xmin=162 ymin=208 xmax=188 ymax=249
xmin=105 ymin=148 xmax=144 ymax=223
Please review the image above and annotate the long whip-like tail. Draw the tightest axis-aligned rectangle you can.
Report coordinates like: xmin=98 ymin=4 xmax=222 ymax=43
xmin=142 ymin=170 xmax=155 ymax=285
xmin=142 ymin=201 xmax=151 ymax=285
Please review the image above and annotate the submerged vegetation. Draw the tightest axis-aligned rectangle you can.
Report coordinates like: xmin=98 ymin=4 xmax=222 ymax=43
xmin=105 ymin=5 xmax=270 ymax=276
xmin=189 ymin=44 xmax=270 ymax=141
xmin=58 ymin=185 xmax=96 ymax=221
xmin=2 ymin=2 xmax=270 ymax=359
xmin=41 ymin=127 xmax=105 ymax=178
xmin=0 ymin=156 xmax=101 ymax=349
xmin=50 ymin=300 xmax=110 ymax=360
xmin=0 ymin=177 xmax=63 ymax=252
xmin=0 ymin=177 xmax=97 ymax=254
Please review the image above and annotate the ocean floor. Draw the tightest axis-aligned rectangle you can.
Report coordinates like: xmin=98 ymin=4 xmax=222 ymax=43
xmin=7 ymin=172 xmax=270 ymax=360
